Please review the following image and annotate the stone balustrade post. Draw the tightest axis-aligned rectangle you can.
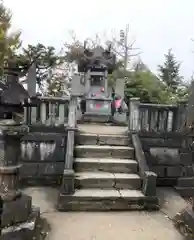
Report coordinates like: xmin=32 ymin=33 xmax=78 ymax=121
xmin=61 ymin=95 xmax=77 ymax=195
xmin=173 ymin=100 xmax=187 ymax=132
xmin=129 ymin=98 xmax=140 ymax=132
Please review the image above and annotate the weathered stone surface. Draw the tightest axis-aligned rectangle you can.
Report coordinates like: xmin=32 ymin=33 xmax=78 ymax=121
xmin=1 ymin=207 xmax=40 ymax=240
xmin=149 ymin=147 xmax=180 ymax=165
xmin=75 ymin=172 xmax=141 ymax=190
xmin=0 ymin=171 xmax=20 ymax=199
xmin=1 ymin=194 xmax=32 ymax=228
xmin=21 ymin=133 xmax=66 ymax=164
xmin=74 ymin=158 xmax=138 ymax=173
xmin=58 ymin=189 xmax=158 ymax=211
xmin=75 ymin=145 xmax=134 ymax=159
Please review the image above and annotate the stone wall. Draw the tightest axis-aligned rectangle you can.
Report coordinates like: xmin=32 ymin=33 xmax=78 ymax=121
xmin=139 ymin=132 xmax=193 ymax=186
xmin=19 ymin=131 xmax=67 ymax=186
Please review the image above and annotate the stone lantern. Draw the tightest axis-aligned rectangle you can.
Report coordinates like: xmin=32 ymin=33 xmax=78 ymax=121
xmin=0 ymin=61 xmax=40 ymax=239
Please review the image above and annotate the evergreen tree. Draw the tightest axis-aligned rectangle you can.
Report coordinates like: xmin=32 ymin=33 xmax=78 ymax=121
xmin=158 ymin=49 xmax=182 ymax=91
xmin=0 ymin=1 xmax=21 ymax=76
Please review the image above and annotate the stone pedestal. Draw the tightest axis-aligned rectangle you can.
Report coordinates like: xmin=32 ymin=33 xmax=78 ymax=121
xmin=0 ymin=120 xmax=40 ymax=239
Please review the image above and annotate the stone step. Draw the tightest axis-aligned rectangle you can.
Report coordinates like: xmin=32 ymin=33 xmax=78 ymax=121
xmin=75 ymin=172 xmax=141 ymax=189
xmin=74 ymin=158 xmax=138 ymax=173
xmin=175 ymin=186 xmax=194 ymax=197
xmin=58 ymin=189 xmax=159 ymax=211
xmin=177 ymin=177 xmax=194 ymax=187
xmin=78 ymin=124 xmax=127 ymax=135
xmin=76 ymin=133 xmax=130 ymax=146
xmin=75 ymin=145 xmax=134 ymax=159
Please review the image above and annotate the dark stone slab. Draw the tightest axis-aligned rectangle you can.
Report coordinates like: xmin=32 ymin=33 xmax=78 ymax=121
xmin=166 ymin=166 xmax=182 ymax=177
xmin=175 ymin=186 xmax=194 ymax=197
xmin=139 ymin=131 xmax=185 ymax=139
xmin=28 ymin=125 xmax=68 ymax=133
xmin=141 ymin=137 xmax=182 ymax=150
xmin=1 ymin=194 xmax=32 ymax=228
xmin=19 ymin=163 xmax=38 ymax=177
xmin=150 ymin=166 xmax=165 ymax=177
xmin=177 ymin=177 xmax=194 ymax=187
xmin=149 ymin=147 xmax=180 ymax=165
xmin=156 ymin=178 xmax=177 ymax=186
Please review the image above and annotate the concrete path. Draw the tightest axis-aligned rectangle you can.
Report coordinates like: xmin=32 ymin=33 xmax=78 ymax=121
xmin=23 ymin=187 xmax=186 ymax=240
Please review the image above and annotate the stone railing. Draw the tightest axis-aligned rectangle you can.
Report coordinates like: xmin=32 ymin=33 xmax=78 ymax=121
xmin=129 ymin=98 xmax=187 ymax=132
xmin=132 ymin=133 xmax=158 ymax=206
xmin=20 ymin=96 xmax=70 ymax=185
xmin=24 ymin=96 xmax=70 ymax=128
xmin=61 ymin=95 xmax=78 ymax=195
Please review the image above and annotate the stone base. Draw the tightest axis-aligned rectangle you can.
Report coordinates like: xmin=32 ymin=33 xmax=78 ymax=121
xmin=82 ymin=113 xmax=111 ymax=123
xmin=174 ymin=206 xmax=194 ymax=238
xmin=1 ymin=194 xmax=32 ymax=228
xmin=1 ymin=207 xmax=40 ymax=240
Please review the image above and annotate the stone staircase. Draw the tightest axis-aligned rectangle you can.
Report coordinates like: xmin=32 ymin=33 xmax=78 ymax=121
xmin=58 ymin=130 xmax=158 ymax=211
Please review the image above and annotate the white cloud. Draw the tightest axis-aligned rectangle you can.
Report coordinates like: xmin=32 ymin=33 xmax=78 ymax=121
xmin=5 ymin=0 xmax=194 ymax=79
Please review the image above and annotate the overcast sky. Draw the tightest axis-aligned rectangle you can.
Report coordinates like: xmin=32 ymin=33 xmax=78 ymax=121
xmin=5 ymin=0 xmax=194 ymax=80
